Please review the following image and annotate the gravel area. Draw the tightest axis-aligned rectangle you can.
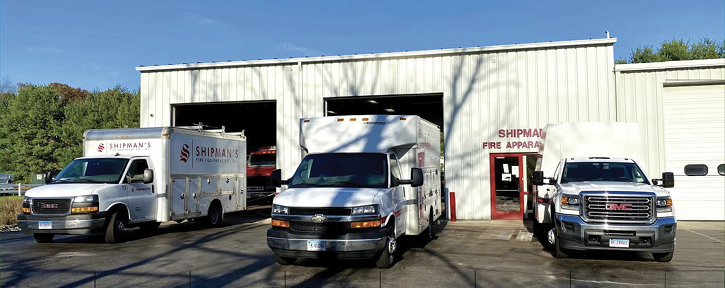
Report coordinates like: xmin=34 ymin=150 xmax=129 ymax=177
xmin=1 ymin=224 xmax=21 ymax=232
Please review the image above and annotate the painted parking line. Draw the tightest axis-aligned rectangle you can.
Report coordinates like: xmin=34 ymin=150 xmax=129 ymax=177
xmin=683 ymin=229 xmax=724 ymax=243
xmin=477 ymin=230 xmax=513 ymax=240
xmin=516 ymin=229 xmax=533 ymax=241
xmin=476 ymin=229 xmax=534 ymax=241
xmin=55 ymin=252 xmax=96 ymax=257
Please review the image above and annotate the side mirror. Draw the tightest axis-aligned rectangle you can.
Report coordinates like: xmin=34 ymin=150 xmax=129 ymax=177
xmin=143 ymin=169 xmax=154 ymax=184
xmin=410 ymin=168 xmax=424 ymax=187
xmin=44 ymin=171 xmax=54 ymax=184
xmin=271 ymin=169 xmax=288 ymax=187
xmin=532 ymin=171 xmax=545 ymax=186
xmin=399 ymin=168 xmax=424 ymax=187
xmin=661 ymin=172 xmax=674 ymax=188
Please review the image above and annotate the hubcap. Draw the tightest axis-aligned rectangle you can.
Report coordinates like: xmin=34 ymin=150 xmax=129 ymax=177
xmin=547 ymin=228 xmax=556 ymax=245
xmin=117 ymin=221 xmax=124 ymax=232
xmin=388 ymin=236 xmax=397 ymax=254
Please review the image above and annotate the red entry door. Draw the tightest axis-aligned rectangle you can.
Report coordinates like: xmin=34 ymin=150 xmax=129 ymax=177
xmin=490 ymin=154 xmax=525 ymax=220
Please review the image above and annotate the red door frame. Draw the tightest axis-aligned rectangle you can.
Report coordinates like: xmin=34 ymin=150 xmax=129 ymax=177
xmin=490 ymin=153 xmax=525 ymax=220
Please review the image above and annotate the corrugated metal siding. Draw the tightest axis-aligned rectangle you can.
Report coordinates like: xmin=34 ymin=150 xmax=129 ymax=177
xmin=139 ymin=42 xmax=615 ymax=220
xmin=615 ymin=65 xmax=725 ymax=177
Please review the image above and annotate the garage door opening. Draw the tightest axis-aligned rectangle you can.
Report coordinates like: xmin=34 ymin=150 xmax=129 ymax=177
xmin=173 ymin=101 xmax=276 ymax=151
xmin=173 ymin=101 xmax=278 ymax=201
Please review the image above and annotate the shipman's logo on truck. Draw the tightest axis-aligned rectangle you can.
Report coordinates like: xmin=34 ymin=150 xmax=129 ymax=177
xmin=180 ymin=144 xmax=190 ymax=163
xmin=97 ymin=143 xmax=105 ymax=152
xmin=605 ymin=203 xmax=633 ymax=211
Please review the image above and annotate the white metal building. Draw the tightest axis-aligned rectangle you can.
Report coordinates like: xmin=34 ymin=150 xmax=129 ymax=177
xmin=136 ymin=38 xmax=725 ymax=221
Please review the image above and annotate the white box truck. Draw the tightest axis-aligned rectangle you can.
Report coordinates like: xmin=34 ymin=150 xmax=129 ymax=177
xmin=267 ymin=115 xmax=441 ymax=268
xmin=18 ymin=127 xmax=247 ymax=243
xmin=532 ymin=122 xmax=677 ymax=261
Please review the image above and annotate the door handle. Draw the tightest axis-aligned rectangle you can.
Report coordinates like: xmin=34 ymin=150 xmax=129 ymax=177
xmin=193 ymin=193 xmax=197 ymax=199
xmin=180 ymin=193 xmax=185 ymax=199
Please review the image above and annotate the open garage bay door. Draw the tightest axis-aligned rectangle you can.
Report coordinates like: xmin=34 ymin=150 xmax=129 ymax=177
xmin=173 ymin=102 xmax=276 ymax=152
xmin=663 ymin=84 xmax=725 ymax=220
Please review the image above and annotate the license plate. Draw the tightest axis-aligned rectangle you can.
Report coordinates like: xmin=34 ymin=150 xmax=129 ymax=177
xmin=609 ymin=238 xmax=629 ymax=248
xmin=307 ymin=240 xmax=326 ymax=251
xmin=38 ymin=221 xmax=52 ymax=230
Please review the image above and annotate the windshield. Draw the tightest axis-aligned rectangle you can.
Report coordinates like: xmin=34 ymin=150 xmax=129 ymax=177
xmin=52 ymin=158 xmax=129 ymax=184
xmin=248 ymin=154 xmax=276 ymax=166
xmin=560 ymin=162 xmax=650 ymax=184
xmin=289 ymin=153 xmax=388 ymax=188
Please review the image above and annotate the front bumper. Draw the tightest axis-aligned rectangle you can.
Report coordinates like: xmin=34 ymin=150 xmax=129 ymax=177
xmin=267 ymin=226 xmax=387 ymax=260
xmin=555 ymin=214 xmax=676 ymax=253
xmin=17 ymin=212 xmax=107 ymax=235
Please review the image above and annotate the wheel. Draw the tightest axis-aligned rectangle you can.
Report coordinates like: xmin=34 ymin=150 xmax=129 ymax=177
xmin=375 ymin=226 xmax=397 ymax=269
xmin=553 ymin=234 xmax=569 ymax=258
xmin=33 ymin=233 xmax=54 ymax=243
xmin=275 ymin=254 xmax=295 ymax=265
xmin=138 ymin=222 xmax=160 ymax=232
xmin=652 ymin=250 xmax=674 ymax=262
xmin=420 ymin=209 xmax=435 ymax=244
xmin=199 ymin=203 xmax=223 ymax=227
xmin=105 ymin=211 xmax=126 ymax=244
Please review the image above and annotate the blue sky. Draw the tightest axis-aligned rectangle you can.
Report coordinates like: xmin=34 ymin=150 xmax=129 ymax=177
xmin=1 ymin=0 xmax=723 ymax=92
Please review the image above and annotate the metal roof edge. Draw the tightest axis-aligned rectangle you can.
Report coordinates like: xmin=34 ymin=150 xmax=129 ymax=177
xmin=615 ymin=58 xmax=725 ymax=72
xmin=136 ymin=38 xmax=616 ymax=72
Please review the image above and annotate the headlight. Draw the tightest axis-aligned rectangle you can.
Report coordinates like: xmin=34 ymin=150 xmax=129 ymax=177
xmin=23 ymin=197 xmax=31 ymax=204
xmin=560 ymin=195 xmax=580 ymax=210
xmin=73 ymin=195 xmax=98 ymax=203
xmin=352 ymin=205 xmax=378 ymax=215
xmin=272 ymin=204 xmax=288 ymax=214
xmin=657 ymin=197 xmax=673 ymax=213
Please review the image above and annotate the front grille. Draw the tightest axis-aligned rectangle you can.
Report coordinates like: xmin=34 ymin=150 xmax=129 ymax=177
xmin=289 ymin=207 xmax=352 ymax=216
xmin=290 ymin=222 xmax=350 ymax=234
xmin=32 ymin=199 xmax=71 ymax=215
xmin=584 ymin=196 xmax=653 ymax=223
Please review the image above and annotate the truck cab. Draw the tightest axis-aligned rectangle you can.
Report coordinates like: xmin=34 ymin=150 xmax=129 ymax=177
xmin=18 ymin=155 xmax=157 ymax=244
xmin=246 ymin=146 xmax=276 ymax=197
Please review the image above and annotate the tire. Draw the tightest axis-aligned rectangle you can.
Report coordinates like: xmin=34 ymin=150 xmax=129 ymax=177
xmin=652 ymin=250 xmax=674 ymax=262
xmin=375 ymin=226 xmax=397 ymax=269
xmin=275 ymin=254 xmax=295 ymax=265
xmin=138 ymin=222 xmax=160 ymax=233
xmin=33 ymin=233 xmax=54 ymax=243
xmin=420 ymin=209 xmax=435 ymax=244
xmin=105 ymin=211 xmax=126 ymax=244
xmin=553 ymin=235 xmax=569 ymax=258
xmin=197 ymin=202 xmax=223 ymax=227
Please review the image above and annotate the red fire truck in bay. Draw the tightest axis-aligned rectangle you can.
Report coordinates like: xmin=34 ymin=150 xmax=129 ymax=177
xmin=246 ymin=146 xmax=277 ymax=198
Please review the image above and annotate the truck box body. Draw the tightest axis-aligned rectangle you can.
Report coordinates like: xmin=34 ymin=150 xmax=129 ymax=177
xmin=533 ymin=122 xmax=676 ymax=261
xmin=268 ymin=115 xmax=441 ymax=267
xmin=18 ymin=127 xmax=247 ymax=243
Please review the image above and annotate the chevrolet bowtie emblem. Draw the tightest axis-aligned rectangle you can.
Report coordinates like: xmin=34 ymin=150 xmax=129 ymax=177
xmin=311 ymin=214 xmax=326 ymax=223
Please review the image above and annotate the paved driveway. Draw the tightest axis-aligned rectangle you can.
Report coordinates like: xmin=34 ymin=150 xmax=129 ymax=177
xmin=1 ymin=211 xmax=722 ymax=287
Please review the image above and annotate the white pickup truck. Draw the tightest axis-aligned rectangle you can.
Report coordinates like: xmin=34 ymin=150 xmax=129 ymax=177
xmin=18 ymin=126 xmax=247 ymax=243
xmin=532 ymin=123 xmax=677 ymax=262
xmin=267 ymin=115 xmax=442 ymax=268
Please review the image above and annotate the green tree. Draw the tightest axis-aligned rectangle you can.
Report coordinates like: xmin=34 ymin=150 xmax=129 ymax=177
xmin=0 ymin=85 xmax=65 ymax=183
xmin=58 ymin=86 xmax=140 ymax=164
xmin=620 ymin=38 xmax=724 ymax=64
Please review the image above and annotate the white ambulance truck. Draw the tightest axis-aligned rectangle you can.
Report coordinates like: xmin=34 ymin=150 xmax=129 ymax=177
xmin=18 ymin=127 xmax=247 ymax=243
xmin=532 ymin=122 xmax=677 ymax=261
xmin=268 ymin=115 xmax=441 ymax=268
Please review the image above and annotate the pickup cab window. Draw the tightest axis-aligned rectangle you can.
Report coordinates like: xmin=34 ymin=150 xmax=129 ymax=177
xmin=289 ymin=153 xmax=388 ymax=188
xmin=561 ymin=162 xmax=650 ymax=184
xmin=52 ymin=158 xmax=129 ymax=184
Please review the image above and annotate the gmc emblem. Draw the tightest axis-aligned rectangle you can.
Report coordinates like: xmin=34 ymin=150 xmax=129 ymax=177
xmin=605 ymin=203 xmax=632 ymax=211
xmin=41 ymin=203 xmax=58 ymax=209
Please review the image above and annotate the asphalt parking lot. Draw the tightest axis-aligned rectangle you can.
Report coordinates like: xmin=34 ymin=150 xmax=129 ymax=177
xmin=1 ymin=209 xmax=723 ymax=288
